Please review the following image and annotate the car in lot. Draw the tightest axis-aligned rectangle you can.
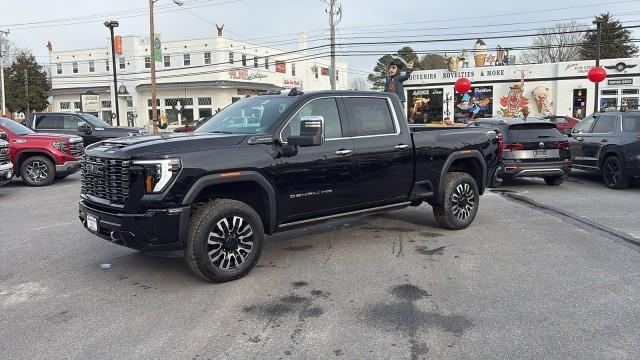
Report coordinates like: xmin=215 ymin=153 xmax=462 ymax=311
xmin=0 ymin=118 xmax=84 ymax=186
xmin=25 ymin=112 xmax=147 ymax=146
xmin=545 ymin=115 xmax=580 ymax=132
xmin=567 ymin=111 xmax=640 ymax=189
xmin=0 ymin=136 xmax=13 ymax=186
xmin=78 ymin=90 xmax=500 ymax=282
xmin=172 ymin=117 xmax=208 ymax=133
xmin=470 ymin=118 xmax=571 ymax=186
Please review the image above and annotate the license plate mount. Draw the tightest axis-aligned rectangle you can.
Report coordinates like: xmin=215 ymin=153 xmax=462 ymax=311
xmin=534 ymin=149 xmax=547 ymax=158
xmin=87 ymin=214 xmax=98 ymax=232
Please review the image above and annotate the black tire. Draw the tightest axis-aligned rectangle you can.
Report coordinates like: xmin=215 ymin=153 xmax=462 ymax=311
xmin=185 ymin=199 xmax=264 ymax=282
xmin=20 ymin=156 xmax=55 ymax=186
xmin=433 ymin=172 xmax=480 ymax=230
xmin=543 ymin=176 xmax=564 ymax=186
xmin=602 ymin=156 xmax=630 ymax=189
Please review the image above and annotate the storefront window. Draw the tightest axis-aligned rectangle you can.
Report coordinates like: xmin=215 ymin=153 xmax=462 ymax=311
xmin=573 ymin=89 xmax=587 ymax=119
xmin=102 ymin=111 xmax=113 ymax=125
xmin=455 ymin=86 xmax=493 ymax=123
xmin=407 ymin=88 xmax=444 ymax=124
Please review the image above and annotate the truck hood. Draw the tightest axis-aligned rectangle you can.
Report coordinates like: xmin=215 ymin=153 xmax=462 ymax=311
xmin=20 ymin=132 xmax=83 ymax=142
xmin=85 ymin=132 xmax=248 ymax=159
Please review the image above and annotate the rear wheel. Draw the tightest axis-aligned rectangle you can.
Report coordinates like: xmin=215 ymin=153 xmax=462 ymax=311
xmin=433 ymin=172 xmax=479 ymax=230
xmin=185 ymin=199 xmax=264 ymax=282
xmin=20 ymin=156 xmax=55 ymax=186
xmin=543 ymin=176 xmax=564 ymax=186
xmin=602 ymin=156 xmax=630 ymax=189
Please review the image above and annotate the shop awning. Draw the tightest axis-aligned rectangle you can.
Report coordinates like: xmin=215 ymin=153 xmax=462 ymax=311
xmin=135 ymin=80 xmax=282 ymax=91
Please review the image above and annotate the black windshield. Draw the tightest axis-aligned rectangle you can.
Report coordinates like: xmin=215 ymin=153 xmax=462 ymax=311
xmin=80 ymin=113 xmax=111 ymax=128
xmin=0 ymin=118 xmax=35 ymax=135
xmin=195 ymin=97 xmax=296 ymax=134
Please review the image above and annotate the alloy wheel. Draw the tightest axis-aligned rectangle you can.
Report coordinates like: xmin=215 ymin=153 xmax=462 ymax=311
xmin=207 ymin=215 xmax=254 ymax=271
xmin=605 ymin=159 xmax=619 ymax=186
xmin=25 ymin=161 xmax=49 ymax=184
xmin=451 ymin=182 xmax=475 ymax=221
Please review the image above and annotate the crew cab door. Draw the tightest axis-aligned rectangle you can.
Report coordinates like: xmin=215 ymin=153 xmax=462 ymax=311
xmin=344 ymin=97 xmax=414 ymax=206
xmin=274 ymin=97 xmax=356 ymax=222
xmin=569 ymin=115 xmax=596 ymax=168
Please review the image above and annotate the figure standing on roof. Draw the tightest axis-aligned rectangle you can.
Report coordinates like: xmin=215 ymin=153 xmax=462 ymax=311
xmin=384 ymin=57 xmax=414 ymax=104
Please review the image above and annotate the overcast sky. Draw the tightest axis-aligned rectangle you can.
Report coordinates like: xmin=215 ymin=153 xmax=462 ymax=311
xmin=2 ymin=0 xmax=639 ymax=84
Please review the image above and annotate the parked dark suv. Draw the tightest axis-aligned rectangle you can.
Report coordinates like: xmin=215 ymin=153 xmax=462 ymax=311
xmin=471 ymin=118 xmax=571 ymax=186
xmin=567 ymin=111 xmax=640 ymax=189
xmin=26 ymin=112 xmax=147 ymax=146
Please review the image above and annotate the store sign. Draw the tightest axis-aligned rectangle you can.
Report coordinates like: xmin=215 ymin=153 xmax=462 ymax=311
xmin=410 ymin=69 xmax=506 ymax=82
xmin=321 ymin=67 xmax=330 ymax=76
xmin=283 ymin=78 xmax=302 ymax=88
xmin=228 ymin=69 xmax=268 ymax=81
xmin=608 ymin=78 xmax=633 ymax=86
xmin=80 ymin=94 xmax=100 ymax=113
xmin=275 ymin=61 xmax=286 ymax=73
xmin=114 ymin=35 xmax=122 ymax=55
xmin=153 ymin=33 xmax=162 ymax=62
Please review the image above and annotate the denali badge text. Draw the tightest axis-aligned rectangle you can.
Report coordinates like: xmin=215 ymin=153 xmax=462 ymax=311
xmin=289 ymin=189 xmax=333 ymax=199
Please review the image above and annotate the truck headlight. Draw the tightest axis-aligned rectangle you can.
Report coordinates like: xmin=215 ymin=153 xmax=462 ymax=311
xmin=52 ymin=141 xmax=68 ymax=152
xmin=133 ymin=159 xmax=181 ymax=193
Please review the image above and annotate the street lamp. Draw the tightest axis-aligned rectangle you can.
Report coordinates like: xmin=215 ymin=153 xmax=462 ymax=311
xmin=104 ymin=20 xmax=120 ymax=126
xmin=149 ymin=0 xmax=183 ymax=134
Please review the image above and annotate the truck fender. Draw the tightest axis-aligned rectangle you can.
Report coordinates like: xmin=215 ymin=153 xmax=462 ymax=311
xmin=436 ymin=150 xmax=487 ymax=204
xmin=15 ymin=149 xmax=57 ymax=176
xmin=598 ymin=147 xmax=624 ymax=168
xmin=182 ymin=171 xmax=277 ymax=233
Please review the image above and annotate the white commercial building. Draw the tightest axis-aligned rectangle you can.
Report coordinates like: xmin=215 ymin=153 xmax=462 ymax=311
xmin=48 ymin=30 xmax=348 ymax=128
xmin=403 ymin=57 xmax=640 ymax=124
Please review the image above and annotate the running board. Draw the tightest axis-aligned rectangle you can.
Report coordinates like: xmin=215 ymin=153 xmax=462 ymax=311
xmin=278 ymin=202 xmax=411 ymax=230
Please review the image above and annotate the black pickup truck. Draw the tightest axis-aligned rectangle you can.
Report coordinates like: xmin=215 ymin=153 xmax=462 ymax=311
xmin=78 ymin=90 xmax=500 ymax=282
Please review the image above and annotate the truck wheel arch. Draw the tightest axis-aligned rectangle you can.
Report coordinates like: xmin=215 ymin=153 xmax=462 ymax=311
xmin=182 ymin=171 xmax=277 ymax=234
xmin=437 ymin=151 xmax=486 ymax=204
xmin=599 ymin=148 xmax=624 ymax=169
xmin=15 ymin=150 xmax=56 ymax=176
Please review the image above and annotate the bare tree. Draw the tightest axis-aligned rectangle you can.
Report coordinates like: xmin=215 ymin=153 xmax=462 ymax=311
xmin=350 ymin=77 xmax=369 ymax=91
xmin=520 ymin=21 xmax=585 ymax=64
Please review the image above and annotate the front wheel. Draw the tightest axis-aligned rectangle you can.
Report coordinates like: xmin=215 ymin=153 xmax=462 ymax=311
xmin=433 ymin=172 xmax=479 ymax=230
xmin=602 ymin=156 xmax=630 ymax=189
xmin=185 ymin=199 xmax=264 ymax=282
xmin=20 ymin=156 xmax=55 ymax=186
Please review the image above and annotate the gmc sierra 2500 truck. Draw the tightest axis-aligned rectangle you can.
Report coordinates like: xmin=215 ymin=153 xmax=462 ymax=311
xmin=79 ymin=90 xmax=500 ymax=282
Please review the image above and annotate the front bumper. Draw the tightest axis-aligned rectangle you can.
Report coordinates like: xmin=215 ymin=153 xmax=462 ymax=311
xmin=78 ymin=200 xmax=190 ymax=251
xmin=56 ymin=160 xmax=82 ymax=175
xmin=0 ymin=162 xmax=13 ymax=185
xmin=499 ymin=160 xmax=572 ymax=179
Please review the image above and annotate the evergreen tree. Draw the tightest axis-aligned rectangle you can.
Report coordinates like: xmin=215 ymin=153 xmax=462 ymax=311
xmin=579 ymin=13 xmax=638 ymax=60
xmin=3 ymin=51 xmax=50 ymax=114
xmin=367 ymin=47 xmax=421 ymax=90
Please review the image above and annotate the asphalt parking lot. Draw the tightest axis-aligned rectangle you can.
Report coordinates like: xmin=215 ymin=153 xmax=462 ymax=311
xmin=1 ymin=172 xmax=639 ymax=360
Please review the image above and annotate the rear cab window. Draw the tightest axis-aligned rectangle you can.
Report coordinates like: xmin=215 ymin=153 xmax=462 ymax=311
xmin=35 ymin=115 xmax=63 ymax=129
xmin=343 ymin=97 xmax=396 ymax=137
xmin=622 ymin=115 xmax=640 ymax=132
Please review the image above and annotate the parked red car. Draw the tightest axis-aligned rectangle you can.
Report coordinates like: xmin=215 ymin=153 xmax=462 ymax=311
xmin=545 ymin=115 xmax=581 ymax=132
xmin=173 ymin=117 xmax=207 ymax=133
xmin=0 ymin=118 xmax=84 ymax=186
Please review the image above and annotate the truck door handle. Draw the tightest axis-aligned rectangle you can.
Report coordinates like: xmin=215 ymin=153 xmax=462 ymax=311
xmin=335 ymin=149 xmax=353 ymax=156
xmin=395 ymin=144 xmax=410 ymax=150
xmin=601 ymin=139 xmax=608 ymax=143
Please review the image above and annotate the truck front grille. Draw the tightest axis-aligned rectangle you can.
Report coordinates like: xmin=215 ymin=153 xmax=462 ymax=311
xmin=0 ymin=146 xmax=9 ymax=164
xmin=81 ymin=156 xmax=130 ymax=204
xmin=69 ymin=142 xmax=84 ymax=157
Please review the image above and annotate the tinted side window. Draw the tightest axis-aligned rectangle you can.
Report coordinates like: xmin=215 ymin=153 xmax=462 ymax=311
xmin=285 ymin=98 xmax=342 ymax=141
xmin=622 ymin=115 xmax=640 ymax=132
xmin=573 ymin=115 xmax=596 ymax=133
xmin=344 ymin=97 xmax=395 ymax=137
xmin=591 ymin=115 xmax=617 ymax=133
xmin=508 ymin=124 xmax=563 ymax=141
xmin=35 ymin=115 xmax=63 ymax=129
xmin=64 ymin=116 xmax=82 ymax=130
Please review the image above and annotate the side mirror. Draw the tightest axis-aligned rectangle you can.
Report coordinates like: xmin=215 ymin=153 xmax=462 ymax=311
xmin=78 ymin=122 xmax=92 ymax=134
xmin=563 ymin=128 xmax=572 ymax=136
xmin=287 ymin=116 xmax=325 ymax=147
xmin=0 ymin=131 xmax=7 ymax=141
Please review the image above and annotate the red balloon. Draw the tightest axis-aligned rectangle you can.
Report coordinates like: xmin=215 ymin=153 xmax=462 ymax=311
xmin=588 ymin=67 xmax=606 ymax=83
xmin=455 ymin=77 xmax=472 ymax=93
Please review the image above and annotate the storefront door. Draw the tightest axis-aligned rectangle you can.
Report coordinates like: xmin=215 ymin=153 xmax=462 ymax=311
xmin=572 ymin=89 xmax=587 ymax=119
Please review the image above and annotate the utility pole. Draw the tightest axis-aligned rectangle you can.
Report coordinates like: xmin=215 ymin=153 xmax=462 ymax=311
xmin=594 ymin=18 xmax=603 ymax=114
xmin=0 ymin=30 xmax=9 ymax=117
xmin=324 ymin=0 xmax=342 ymax=90
xmin=24 ymin=68 xmax=29 ymax=115
xmin=149 ymin=0 xmax=158 ymax=134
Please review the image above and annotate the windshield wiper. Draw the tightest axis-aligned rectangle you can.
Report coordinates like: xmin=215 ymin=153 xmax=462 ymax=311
xmin=207 ymin=131 xmax=234 ymax=134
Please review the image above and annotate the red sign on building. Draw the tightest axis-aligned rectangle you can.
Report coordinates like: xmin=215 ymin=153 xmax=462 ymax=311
xmin=275 ymin=61 xmax=286 ymax=73
xmin=114 ymin=35 xmax=123 ymax=55
xmin=321 ymin=67 xmax=330 ymax=76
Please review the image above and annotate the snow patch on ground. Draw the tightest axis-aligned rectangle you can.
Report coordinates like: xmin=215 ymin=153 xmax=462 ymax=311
xmin=0 ymin=282 xmax=47 ymax=307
